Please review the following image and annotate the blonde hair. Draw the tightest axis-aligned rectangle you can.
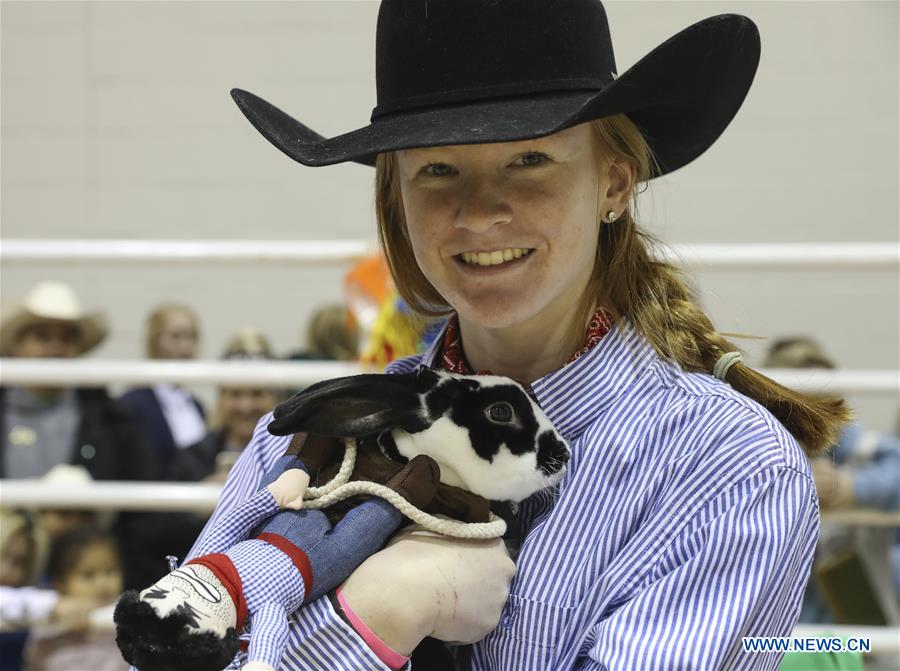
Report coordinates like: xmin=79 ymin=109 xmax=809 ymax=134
xmin=306 ymin=305 xmax=359 ymax=361
xmin=374 ymin=116 xmax=851 ymax=455
xmin=221 ymin=328 xmax=275 ymax=361
xmin=208 ymin=329 xmax=278 ymax=431
xmin=145 ymin=303 xmax=200 ymax=359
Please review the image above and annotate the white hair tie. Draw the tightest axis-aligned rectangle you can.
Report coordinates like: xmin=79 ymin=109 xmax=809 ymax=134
xmin=713 ymin=351 xmax=743 ymax=382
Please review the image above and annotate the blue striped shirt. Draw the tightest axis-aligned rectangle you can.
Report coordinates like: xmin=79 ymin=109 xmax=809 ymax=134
xmin=188 ymin=318 xmax=817 ymax=670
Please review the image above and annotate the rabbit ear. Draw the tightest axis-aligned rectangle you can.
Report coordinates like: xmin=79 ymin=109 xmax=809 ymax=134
xmin=414 ymin=366 xmax=442 ymax=389
xmin=267 ymin=373 xmax=429 ymax=437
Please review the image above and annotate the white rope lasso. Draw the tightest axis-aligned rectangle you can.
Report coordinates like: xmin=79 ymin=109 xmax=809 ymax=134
xmin=302 ymin=438 xmax=507 ymax=539
xmin=303 ymin=438 xmax=358 ymax=499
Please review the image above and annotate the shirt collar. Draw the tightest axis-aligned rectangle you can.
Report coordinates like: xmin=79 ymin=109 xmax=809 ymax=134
xmin=420 ymin=320 xmax=448 ymax=369
xmin=420 ymin=310 xmax=653 ymax=443
xmin=437 ymin=309 xmax=614 ymax=376
xmin=529 ymin=318 xmax=658 ymax=442
xmin=153 ymin=383 xmax=190 ymax=407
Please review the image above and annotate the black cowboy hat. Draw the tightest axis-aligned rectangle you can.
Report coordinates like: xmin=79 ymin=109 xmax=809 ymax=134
xmin=231 ymin=0 xmax=760 ymax=177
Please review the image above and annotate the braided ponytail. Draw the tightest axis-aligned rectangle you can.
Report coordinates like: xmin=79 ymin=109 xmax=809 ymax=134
xmin=587 ymin=118 xmax=851 ymax=455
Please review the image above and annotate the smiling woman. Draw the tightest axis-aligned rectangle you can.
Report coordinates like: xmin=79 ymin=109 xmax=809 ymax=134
xmin=398 ymin=128 xmax=607 ymax=325
xmin=194 ymin=1 xmax=854 ymax=670
xmin=384 ymin=123 xmax=624 ymax=382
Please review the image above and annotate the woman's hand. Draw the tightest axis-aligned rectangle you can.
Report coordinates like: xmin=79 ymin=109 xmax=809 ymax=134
xmin=339 ymin=524 xmax=516 ymax=654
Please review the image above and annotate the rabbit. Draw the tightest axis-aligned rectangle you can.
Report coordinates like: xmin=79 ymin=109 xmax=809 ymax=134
xmin=267 ymin=366 xmax=571 ymax=503
xmin=115 ymin=368 xmax=569 ymax=671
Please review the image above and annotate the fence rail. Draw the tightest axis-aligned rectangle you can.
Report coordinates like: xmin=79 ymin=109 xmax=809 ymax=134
xmin=0 ymin=239 xmax=375 ymax=265
xmin=2 ymin=480 xmax=899 ymax=526
xmin=0 ymin=359 xmax=364 ymax=387
xmin=1 ymin=359 xmax=897 ymax=393
xmin=0 ymin=480 xmax=222 ymax=512
xmin=2 ymin=240 xmax=898 ymax=269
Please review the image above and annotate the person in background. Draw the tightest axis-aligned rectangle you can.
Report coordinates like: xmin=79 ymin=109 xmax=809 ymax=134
xmin=0 ymin=282 xmax=156 ymax=482
xmin=24 ymin=526 xmax=127 ymax=671
xmin=30 ymin=464 xmax=103 ymax=586
xmin=45 ymin=526 xmax=122 ymax=610
xmin=128 ymin=330 xmax=283 ymax=582
xmin=3 ymin=467 xmax=106 ymax=590
xmin=0 ymin=510 xmax=105 ymax=671
xmin=763 ymin=338 xmax=900 ymax=514
xmin=168 ymin=329 xmax=280 ymax=483
xmin=764 ymin=337 xmax=900 ymax=628
xmin=287 ymin=304 xmax=359 ymax=362
xmin=119 ymin=303 xmax=206 ymax=473
xmin=1 ymin=510 xmax=40 ymax=590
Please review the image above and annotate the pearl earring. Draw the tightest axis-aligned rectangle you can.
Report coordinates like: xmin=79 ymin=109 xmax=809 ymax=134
xmin=605 ymin=210 xmax=618 ymax=223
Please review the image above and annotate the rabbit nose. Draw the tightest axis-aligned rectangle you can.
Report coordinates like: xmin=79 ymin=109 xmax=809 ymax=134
xmin=537 ymin=432 xmax=570 ymax=475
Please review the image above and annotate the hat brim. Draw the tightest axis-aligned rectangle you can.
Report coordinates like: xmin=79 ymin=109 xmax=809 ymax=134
xmin=0 ymin=311 xmax=108 ymax=357
xmin=232 ymin=13 xmax=759 ymax=177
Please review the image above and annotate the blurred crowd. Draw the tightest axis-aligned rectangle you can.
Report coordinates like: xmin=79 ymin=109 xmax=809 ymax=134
xmin=762 ymin=338 xmax=900 ymax=634
xmin=0 ymin=280 xmax=898 ymax=670
xmin=0 ymin=281 xmax=358 ymax=671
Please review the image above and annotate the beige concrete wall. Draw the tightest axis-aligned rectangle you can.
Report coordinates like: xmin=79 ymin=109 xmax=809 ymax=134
xmin=2 ymin=1 xmax=897 ymax=429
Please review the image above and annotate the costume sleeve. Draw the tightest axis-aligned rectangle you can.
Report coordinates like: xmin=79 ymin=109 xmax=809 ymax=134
xmin=576 ymin=467 xmax=817 ymax=671
xmin=247 ymin=602 xmax=291 ymax=670
xmin=189 ymin=488 xmax=279 ymax=558
xmin=186 ymin=414 xmax=288 ymax=561
xmin=188 ymin=414 xmax=406 ymax=671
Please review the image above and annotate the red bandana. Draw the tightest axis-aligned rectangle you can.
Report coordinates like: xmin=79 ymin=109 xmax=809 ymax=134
xmin=438 ymin=308 xmax=614 ymax=375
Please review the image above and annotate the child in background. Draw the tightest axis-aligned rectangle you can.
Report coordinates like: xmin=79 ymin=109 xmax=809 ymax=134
xmin=1 ymin=508 xmax=42 ymax=671
xmin=2 ymin=510 xmax=109 ymax=671
xmin=1 ymin=510 xmax=38 ymax=589
xmin=24 ymin=526 xmax=127 ymax=671
xmin=46 ymin=527 xmax=123 ymax=604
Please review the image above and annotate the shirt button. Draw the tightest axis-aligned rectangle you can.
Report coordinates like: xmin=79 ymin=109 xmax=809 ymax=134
xmin=501 ymin=606 xmax=517 ymax=628
xmin=80 ymin=444 xmax=96 ymax=460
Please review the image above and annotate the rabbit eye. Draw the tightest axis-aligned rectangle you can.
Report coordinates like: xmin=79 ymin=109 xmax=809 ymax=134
xmin=487 ymin=402 xmax=514 ymax=423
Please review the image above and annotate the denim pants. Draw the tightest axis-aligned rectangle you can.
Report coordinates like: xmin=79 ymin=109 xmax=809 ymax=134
xmin=253 ymin=454 xmax=403 ymax=602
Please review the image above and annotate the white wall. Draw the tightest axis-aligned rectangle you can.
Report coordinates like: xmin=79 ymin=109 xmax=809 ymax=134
xmin=2 ymin=1 xmax=898 ymax=429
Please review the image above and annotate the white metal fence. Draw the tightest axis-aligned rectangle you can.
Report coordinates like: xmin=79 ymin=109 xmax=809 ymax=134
xmin=2 ymin=239 xmax=898 ymax=269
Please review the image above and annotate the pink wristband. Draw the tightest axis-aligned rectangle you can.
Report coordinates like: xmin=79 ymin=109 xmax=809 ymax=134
xmin=336 ymin=587 xmax=410 ymax=670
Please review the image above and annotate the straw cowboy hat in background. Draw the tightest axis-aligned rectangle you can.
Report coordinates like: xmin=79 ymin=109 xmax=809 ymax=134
xmin=0 ymin=281 xmax=108 ymax=356
xmin=230 ymin=0 xmax=760 ymax=175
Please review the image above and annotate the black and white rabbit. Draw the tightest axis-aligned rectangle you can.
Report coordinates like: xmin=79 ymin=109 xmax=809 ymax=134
xmin=268 ymin=367 xmax=570 ymax=503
